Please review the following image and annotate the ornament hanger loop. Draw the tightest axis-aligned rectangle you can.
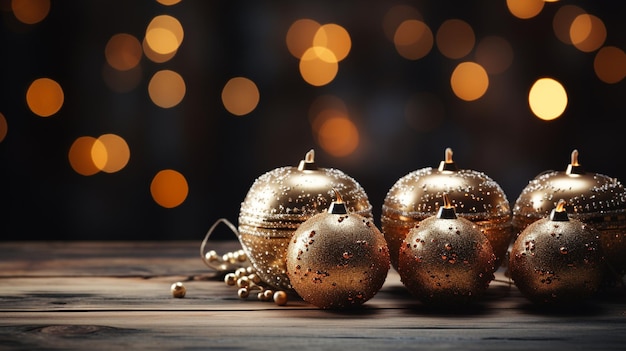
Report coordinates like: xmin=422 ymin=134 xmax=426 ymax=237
xmin=200 ymin=218 xmax=250 ymax=273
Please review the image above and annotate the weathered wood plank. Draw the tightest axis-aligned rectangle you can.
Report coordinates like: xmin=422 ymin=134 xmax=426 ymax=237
xmin=1 ymin=308 xmax=626 ymax=351
xmin=0 ymin=241 xmax=221 ymax=277
xmin=0 ymin=271 xmax=517 ymax=311
xmin=0 ymin=241 xmax=625 ymax=350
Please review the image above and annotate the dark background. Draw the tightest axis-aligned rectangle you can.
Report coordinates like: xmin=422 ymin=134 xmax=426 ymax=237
xmin=1 ymin=1 xmax=625 ymax=241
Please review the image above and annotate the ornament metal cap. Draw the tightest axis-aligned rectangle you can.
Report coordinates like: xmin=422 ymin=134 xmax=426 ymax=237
xmin=297 ymin=149 xmax=318 ymax=171
xmin=438 ymin=147 xmax=458 ymax=172
xmin=565 ymin=149 xmax=584 ymax=175
xmin=328 ymin=189 xmax=348 ymax=214
xmin=436 ymin=193 xmax=457 ymax=219
xmin=549 ymin=199 xmax=570 ymax=222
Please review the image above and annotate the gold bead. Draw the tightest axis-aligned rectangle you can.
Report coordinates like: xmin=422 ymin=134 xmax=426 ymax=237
xmin=205 ymin=250 xmax=219 ymax=262
xmin=170 ymin=282 xmax=186 ymax=298
xmin=273 ymin=291 xmax=288 ymax=306
xmin=236 ymin=250 xmax=248 ymax=262
xmin=235 ymin=267 xmax=248 ymax=278
xmin=224 ymin=273 xmax=237 ymax=286
xmin=262 ymin=289 xmax=274 ymax=301
xmin=238 ymin=288 xmax=250 ymax=299
xmin=236 ymin=276 xmax=250 ymax=288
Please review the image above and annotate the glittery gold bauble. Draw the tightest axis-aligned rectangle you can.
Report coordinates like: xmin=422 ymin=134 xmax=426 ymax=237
xmin=509 ymin=200 xmax=604 ymax=305
xmin=285 ymin=191 xmax=390 ymax=309
xmin=238 ymin=149 xmax=373 ymax=291
xmin=512 ymin=150 xmax=626 ymax=276
xmin=382 ymin=148 xmax=512 ymax=270
xmin=398 ymin=194 xmax=496 ymax=305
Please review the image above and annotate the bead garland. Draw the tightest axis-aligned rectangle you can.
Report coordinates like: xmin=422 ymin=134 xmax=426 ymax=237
xmin=196 ymin=217 xmax=289 ymax=305
xmin=223 ymin=265 xmax=289 ymax=306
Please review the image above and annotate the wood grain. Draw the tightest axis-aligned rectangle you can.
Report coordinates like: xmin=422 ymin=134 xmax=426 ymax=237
xmin=0 ymin=241 xmax=625 ymax=350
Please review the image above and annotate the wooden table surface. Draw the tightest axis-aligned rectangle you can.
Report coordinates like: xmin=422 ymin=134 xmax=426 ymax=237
xmin=1 ymin=240 xmax=625 ymax=350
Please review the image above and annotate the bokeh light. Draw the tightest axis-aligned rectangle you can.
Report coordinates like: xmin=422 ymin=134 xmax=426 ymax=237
xmin=382 ymin=5 xmax=423 ymax=42
xmin=570 ymin=14 xmax=606 ymax=53
xmin=148 ymin=70 xmax=186 ymax=108
xmin=299 ymin=46 xmax=338 ymax=86
xmin=308 ymin=95 xmax=348 ymax=132
xmin=506 ymin=0 xmax=544 ymax=20
xmin=436 ymin=19 xmax=475 ymax=59
xmin=68 ymin=134 xmax=131 ymax=175
xmin=11 ymin=0 xmax=50 ymax=24
xmin=307 ymin=95 xmax=358 ymax=157
xmin=528 ymin=78 xmax=568 ymax=121
xmin=450 ymin=62 xmax=489 ymax=101
xmin=316 ymin=115 xmax=359 ymax=157
xmin=221 ymin=77 xmax=260 ymax=116
xmin=150 ymin=169 xmax=189 ymax=208
xmin=143 ymin=37 xmax=177 ymax=63
xmin=594 ymin=46 xmax=626 ymax=84
xmin=105 ymin=33 xmax=143 ymax=71
xmin=553 ymin=5 xmax=586 ymax=45
xmin=68 ymin=136 xmax=100 ymax=176
xmin=313 ymin=23 xmax=351 ymax=62
xmin=156 ymin=0 xmax=182 ymax=5
xmin=0 ymin=113 xmax=7 ymax=143
xmin=26 ymin=78 xmax=64 ymax=117
xmin=394 ymin=19 xmax=433 ymax=60
xmin=286 ymin=18 xmax=321 ymax=59
xmin=145 ymin=14 xmax=184 ymax=55
xmin=91 ymin=134 xmax=130 ymax=173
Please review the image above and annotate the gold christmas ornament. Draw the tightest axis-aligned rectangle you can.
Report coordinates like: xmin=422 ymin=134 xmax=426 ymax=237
xmin=509 ymin=199 xmax=604 ymax=305
xmin=238 ymin=149 xmax=373 ymax=291
xmin=285 ymin=190 xmax=390 ymax=309
xmin=382 ymin=148 xmax=512 ymax=270
xmin=398 ymin=194 xmax=496 ymax=305
xmin=512 ymin=149 xmax=626 ymax=276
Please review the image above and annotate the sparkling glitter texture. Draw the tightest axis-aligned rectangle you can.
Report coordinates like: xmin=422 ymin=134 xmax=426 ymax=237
xmin=398 ymin=197 xmax=496 ymax=305
xmin=382 ymin=148 xmax=512 ymax=270
xmin=285 ymin=195 xmax=390 ymax=309
xmin=512 ymin=150 xmax=626 ymax=276
xmin=238 ymin=150 xmax=372 ymax=291
xmin=509 ymin=200 xmax=604 ymax=305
